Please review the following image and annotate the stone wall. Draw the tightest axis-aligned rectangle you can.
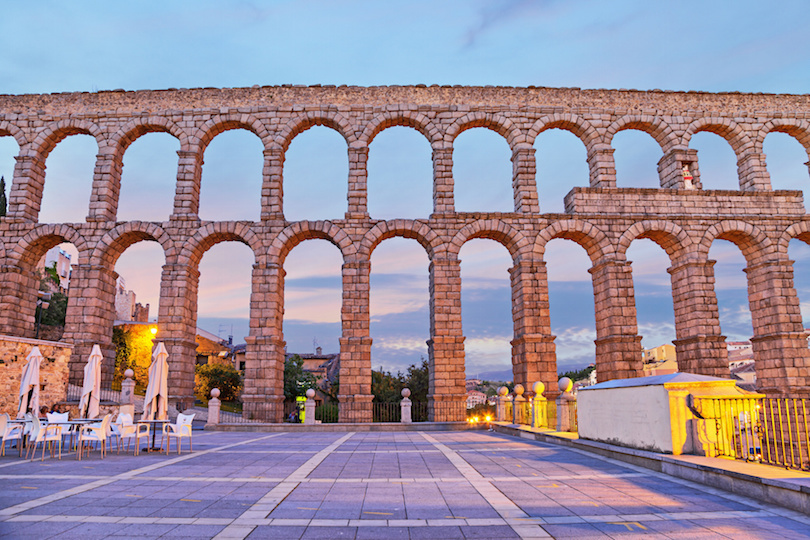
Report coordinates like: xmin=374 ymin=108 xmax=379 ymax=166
xmin=0 ymin=335 xmax=71 ymax=416
xmin=1 ymin=84 xmax=809 ymax=422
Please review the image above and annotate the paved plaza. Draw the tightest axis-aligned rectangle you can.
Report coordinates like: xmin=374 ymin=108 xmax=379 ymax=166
xmin=0 ymin=430 xmax=808 ymax=539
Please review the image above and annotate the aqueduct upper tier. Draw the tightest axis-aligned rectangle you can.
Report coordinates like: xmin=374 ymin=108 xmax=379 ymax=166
xmin=1 ymin=85 xmax=809 ymax=422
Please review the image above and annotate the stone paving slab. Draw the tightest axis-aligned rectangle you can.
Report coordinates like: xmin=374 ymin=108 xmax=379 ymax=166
xmin=0 ymin=430 xmax=808 ymax=539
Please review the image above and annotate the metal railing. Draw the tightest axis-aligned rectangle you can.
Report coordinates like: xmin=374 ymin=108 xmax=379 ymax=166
xmin=694 ymin=396 xmax=810 ymax=471
xmin=372 ymin=402 xmax=401 ymax=422
xmin=282 ymin=401 xmax=340 ymax=424
xmin=369 ymin=401 xmax=466 ymax=423
xmin=65 ymin=383 xmax=124 ymax=403
xmin=315 ymin=402 xmax=339 ymax=423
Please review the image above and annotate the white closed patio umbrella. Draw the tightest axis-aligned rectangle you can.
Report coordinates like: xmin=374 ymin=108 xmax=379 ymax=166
xmin=142 ymin=342 xmax=169 ymax=421
xmin=17 ymin=346 xmax=43 ymax=418
xmin=79 ymin=344 xmax=103 ymax=419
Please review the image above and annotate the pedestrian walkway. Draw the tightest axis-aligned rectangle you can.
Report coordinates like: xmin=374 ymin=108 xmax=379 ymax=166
xmin=0 ymin=431 xmax=808 ymax=539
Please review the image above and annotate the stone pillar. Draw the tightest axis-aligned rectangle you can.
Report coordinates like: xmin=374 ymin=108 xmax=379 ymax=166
xmin=261 ymin=147 xmax=284 ymax=221
xmin=170 ymin=149 xmax=203 ymax=221
xmin=303 ymin=388 xmax=316 ymax=425
xmin=511 ymin=145 xmax=540 ymax=213
xmin=669 ymin=258 xmax=729 ymax=377
xmin=510 ymin=259 xmax=558 ymax=398
xmin=0 ymin=265 xmax=37 ymax=337
xmin=346 ymin=145 xmax=369 ymax=219
xmin=428 ymin=257 xmax=466 ymax=421
xmin=119 ymin=369 xmax=135 ymax=418
xmin=496 ymin=386 xmax=509 ymax=422
xmin=531 ymin=381 xmax=547 ymax=428
xmin=744 ymin=258 xmax=810 ymax=397
xmin=63 ymin=264 xmax=118 ymax=386
xmin=658 ymin=148 xmax=701 ymax=189
xmin=7 ymin=154 xmax=45 ymax=222
xmin=157 ymin=263 xmax=199 ymax=411
xmin=87 ymin=152 xmax=121 ymax=222
xmin=586 ymin=145 xmax=616 ymax=188
xmin=432 ymin=147 xmax=454 ymax=214
xmin=400 ymin=388 xmax=412 ymax=424
xmin=589 ymin=259 xmax=643 ymax=381
xmin=338 ymin=260 xmax=373 ymax=422
xmin=242 ymin=262 xmax=285 ymax=422
xmin=738 ymin=152 xmax=771 ymax=191
xmin=206 ymin=388 xmax=221 ymax=426
xmin=556 ymin=377 xmax=576 ymax=432
xmin=512 ymin=384 xmax=526 ymax=424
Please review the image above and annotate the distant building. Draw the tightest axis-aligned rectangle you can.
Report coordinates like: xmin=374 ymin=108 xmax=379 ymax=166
xmin=726 ymin=341 xmax=752 ymax=353
xmin=114 ymin=276 xmax=150 ymax=322
xmin=38 ymin=246 xmax=72 ymax=292
xmin=730 ymin=362 xmax=756 ymax=392
xmin=727 ymin=345 xmax=754 ymax=370
xmin=232 ymin=345 xmax=341 ymax=395
xmin=465 ymin=379 xmax=481 ymax=392
xmin=642 ymin=343 xmax=678 ymax=376
xmin=466 ymin=390 xmax=487 ymax=409
xmin=195 ymin=327 xmax=231 ymax=366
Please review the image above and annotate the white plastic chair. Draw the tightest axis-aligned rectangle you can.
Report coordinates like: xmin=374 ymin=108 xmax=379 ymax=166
xmin=162 ymin=413 xmax=195 ymax=454
xmin=0 ymin=413 xmax=24 ymax=457
xmin=46 ymin=411 xmax=72 ymax=448
xmin=77 ymin=414 xmax=112 ymax=460
xmin=115 ymin=413 xmax=149 ymax=455
xmin=22 ymin=412 xmax=34 ymax=439
xmin=27 ymin=415 xmax=63 ymax=461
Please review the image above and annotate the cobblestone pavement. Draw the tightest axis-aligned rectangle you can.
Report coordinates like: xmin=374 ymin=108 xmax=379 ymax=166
xmin=0 ymin=431 xmax=808 ymax=539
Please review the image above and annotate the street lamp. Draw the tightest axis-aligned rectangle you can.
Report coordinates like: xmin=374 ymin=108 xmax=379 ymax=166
xmin=35 ymin=291 xmax=52 ymax=339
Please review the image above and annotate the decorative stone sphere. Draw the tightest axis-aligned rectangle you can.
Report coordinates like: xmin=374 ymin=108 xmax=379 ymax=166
xmin=305 ymin=388 xmax=316 ymax=399
xmin=558 ymin=377 xmax=573 ymax=393
xmin=124 ymin=369 xmax=134 ymax=379
xmin=498 ymin=386 xmax=509 ymax=397
xmin=532 ymin=381 xmax=545 ymax=395
xmin=401 ymin=388 xmax=411 ymax=398
xmin=210 ymin=388 xmax=220 ymax=399
xmin=514 ymin=384 xmax=524 ymax=397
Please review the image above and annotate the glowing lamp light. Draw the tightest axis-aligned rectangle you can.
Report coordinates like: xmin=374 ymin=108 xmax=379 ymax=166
xmin=150 ymin=326 xmax=158 ymax=336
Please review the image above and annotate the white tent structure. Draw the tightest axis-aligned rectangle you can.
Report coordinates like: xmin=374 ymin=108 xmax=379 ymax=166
xmin=79 ymin=344 xmax=103 ymax=419
xmin=142 ymin=342 xmax=169 ymax=421
xmin=17 ymin=346 xmax=43 ymax=418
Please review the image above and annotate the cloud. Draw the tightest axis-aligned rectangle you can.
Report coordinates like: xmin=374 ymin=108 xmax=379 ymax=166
xmin=462 ymin=0 xmax=556 ymax=49
xmin=373 ymin=336 xmax=429 ymax=352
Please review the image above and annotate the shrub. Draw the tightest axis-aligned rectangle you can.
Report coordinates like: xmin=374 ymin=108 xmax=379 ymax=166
xmin=195 ymin=363 xmax=243 ymax=402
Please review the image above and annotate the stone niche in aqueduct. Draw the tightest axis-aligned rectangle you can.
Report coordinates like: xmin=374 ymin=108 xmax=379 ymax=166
xmin=1 ymin=84 xmax=810 ymax=423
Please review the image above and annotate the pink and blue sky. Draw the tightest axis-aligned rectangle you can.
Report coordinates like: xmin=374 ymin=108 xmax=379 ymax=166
xmin=1 ymin=0 xmax=809 ymax=378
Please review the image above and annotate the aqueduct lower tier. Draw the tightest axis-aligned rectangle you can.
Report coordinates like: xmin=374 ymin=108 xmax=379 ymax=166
xmin=1 ymin=85 xmax=810 ymax=422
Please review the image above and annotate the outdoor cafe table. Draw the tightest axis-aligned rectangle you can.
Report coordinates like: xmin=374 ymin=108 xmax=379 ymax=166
xmin=43 ymin=418 xmax=98 ymax=450
xmin=136 ymin=419 xmax=169 ymax=452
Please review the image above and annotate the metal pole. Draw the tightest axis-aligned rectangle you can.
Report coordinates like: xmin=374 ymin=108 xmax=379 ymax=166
xmin=35 ymin=302 xmax=42 ymax=339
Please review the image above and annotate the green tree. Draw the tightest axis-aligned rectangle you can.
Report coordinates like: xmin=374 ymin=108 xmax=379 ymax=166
xmin=283 ymin=354 xmax=318 ymax=400
xmin=39 ymin=291 xmax=67 ymax=326
xmin=195 ymin=363 xmax=243 ymax=402
xmin=371 ymin=368 xmax=402 ymax=403
xmin=43 ymin=262 xmax=60 ymax=287
xmin=403 ymin=357 xmax=429 ymax=402
xmin=35 ymin=262 xmax=67 ymax=328
xmin=111 ymin=326 xmax=154 ymax=390
xmin=0 ymin=176 xmax=7 ymax=217
xmin=559 ymin=365 xmax=594 ymax=382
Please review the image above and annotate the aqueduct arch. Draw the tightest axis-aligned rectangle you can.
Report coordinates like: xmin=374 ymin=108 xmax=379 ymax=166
xmin=2 ymin=85 xmax=809 ymax=422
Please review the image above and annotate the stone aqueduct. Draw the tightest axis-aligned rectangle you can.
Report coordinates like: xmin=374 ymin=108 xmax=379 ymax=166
xmin=1 ymin=85 xmax=810 ymax=422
